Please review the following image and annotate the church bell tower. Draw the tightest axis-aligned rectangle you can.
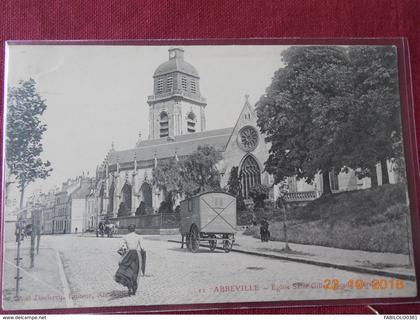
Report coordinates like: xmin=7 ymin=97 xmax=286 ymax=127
xmin=147 ymin=48 xmax=207 ymax=140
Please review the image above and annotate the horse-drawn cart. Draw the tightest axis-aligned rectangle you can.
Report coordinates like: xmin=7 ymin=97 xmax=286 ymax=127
xmin=179 ymin=192 xmax=237 ymax=253
xmin=96 ymin=221 xmax=116 ymax=238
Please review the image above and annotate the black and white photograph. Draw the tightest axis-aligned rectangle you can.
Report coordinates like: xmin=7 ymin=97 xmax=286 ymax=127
xmin=1 ymin=43 xmax=417 ymax=310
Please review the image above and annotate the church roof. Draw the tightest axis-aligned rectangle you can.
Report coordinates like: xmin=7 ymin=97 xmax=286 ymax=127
xmin=154 ymin=59 xmax=199 ymax=78
xmin=154 ymin=48 xmax=199 ymax=78
xmin=108 ymin=127 xmax=234 ymax=165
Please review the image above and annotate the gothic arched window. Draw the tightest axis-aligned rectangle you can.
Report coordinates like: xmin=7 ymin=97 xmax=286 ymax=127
xmin=108 ymin=181 xmax=115 ymax=213
xmin=99 ymin=183 xmax=104 ymax=213
xmin=140 ymin=182 xmax=153 ymax=208
xmin=187 ymin=112 xmax=196 ymax=133
xmin=240 ymin=155 xmax=261 ymax=199
xmin=160 ymin=111 xmax=169 ymax=137
xmin=121 ymin=183 xmax=132 ymax=212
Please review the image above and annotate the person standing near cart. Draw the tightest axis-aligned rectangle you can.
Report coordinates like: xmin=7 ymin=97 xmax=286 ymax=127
xmin=114 ymin=224 xmax=145 ymax=296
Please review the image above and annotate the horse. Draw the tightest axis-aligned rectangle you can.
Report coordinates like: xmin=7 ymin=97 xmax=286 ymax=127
xmin=104 ymin=223 xmax=116 ymax=238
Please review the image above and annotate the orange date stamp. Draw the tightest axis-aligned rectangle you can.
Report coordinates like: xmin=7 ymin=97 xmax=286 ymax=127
xmin=323 ymin=278 xmax=405 ymax=290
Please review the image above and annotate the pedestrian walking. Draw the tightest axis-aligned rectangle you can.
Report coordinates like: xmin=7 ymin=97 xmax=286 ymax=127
xmin=260 ymin=218 xmax=270 ymax=242
xmin=114 ymin=224 xmax=144 ymax=296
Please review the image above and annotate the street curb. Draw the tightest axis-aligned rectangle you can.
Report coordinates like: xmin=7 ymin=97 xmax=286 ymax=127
xmin=55 ymin=250 xmax=74 ymax=308
xmin=77 ymin=235 xmax=123 ymax=238
xmin=167 ymin=240 xmax=416 ymax=281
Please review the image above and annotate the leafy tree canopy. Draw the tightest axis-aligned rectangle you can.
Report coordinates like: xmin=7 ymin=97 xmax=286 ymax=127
xmin=226 ymin=166 xmax=246 ymax=211
xmin=249 ymin=184 xmax=270 ymax=208
xmin=256 ymin=46 xmax=353 ymax=194
xmin=344 ymin=46 xmax=401 ymax=184
xmin=7 ymin=79 xmax=52 ymax=207
xmin=152 ymin=145 xmax=222 ymax=199
xmin=256 ymin=45 xmax=402 ymax=192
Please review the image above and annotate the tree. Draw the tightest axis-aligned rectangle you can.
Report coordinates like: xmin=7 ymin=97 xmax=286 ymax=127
xmin=117 ymin=202 xmax=128 ymax=216
xmin=6 ymin=79 xmax=52 ymax=208
xmin=152 ymin=145 xmax=223 ymax=200
xmin=158 ymin=199 xmax=174 ymax=213
xmin=152 ymin=157 xmax=183 ymax=209
xmin=226 ymin=166 xmax=246 ymax=211
xmin=179 ymin=145 xmax=222 ymax=196
xmin=249 ymin=184 xmax=269 ymax=208
xmin=276 ymin=180 xmax=291 ymax=251
xmin=135 ymin=201 xmax=146 ymax=216
xmin=345 ymin=46 xmax=401 ymax=186
xmin=256 ymin=46 xmax=353 ymax=196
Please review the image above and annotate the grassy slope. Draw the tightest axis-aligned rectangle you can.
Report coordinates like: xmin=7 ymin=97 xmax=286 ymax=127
xmin=245 ymin=184 xmax=413 ymax=254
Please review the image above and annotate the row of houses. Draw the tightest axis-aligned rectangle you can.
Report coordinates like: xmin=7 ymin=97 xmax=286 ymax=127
xmin=11 ymin=174 xmax=98 ymax=235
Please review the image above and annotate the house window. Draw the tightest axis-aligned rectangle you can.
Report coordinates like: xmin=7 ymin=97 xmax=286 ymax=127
xmin=181 ymin=77 xmax=187 ymax=91
xmin=160 ymin=111 xmax=169 ymax=137
xmin=187 ymin=112 xmax=196 ymax=133
xmin=167 ymin=77 xmax=173 ymax=92
xmin=191 ymin=80 xmax=196 ymax=93
xmin=157 ymin=79 xmax=164 ymax=94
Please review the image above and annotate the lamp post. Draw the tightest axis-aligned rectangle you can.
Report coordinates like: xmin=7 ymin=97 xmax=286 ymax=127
xmin=30 ymin=207 xmax=42 ymax=268
xmin=14 ymin=218 xmax=23 ymax=299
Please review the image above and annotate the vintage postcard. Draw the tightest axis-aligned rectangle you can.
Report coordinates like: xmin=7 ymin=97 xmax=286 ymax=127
xmin=1 ymin=41 xmax=418 ymax=311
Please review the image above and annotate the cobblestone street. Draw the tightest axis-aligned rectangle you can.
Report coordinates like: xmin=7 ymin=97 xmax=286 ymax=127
xmin=7 ymin=233 xmax=410 ymax=309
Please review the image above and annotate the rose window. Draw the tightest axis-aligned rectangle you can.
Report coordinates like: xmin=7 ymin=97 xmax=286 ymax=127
xmin=238 ymin=126 xmax=259 ymax=152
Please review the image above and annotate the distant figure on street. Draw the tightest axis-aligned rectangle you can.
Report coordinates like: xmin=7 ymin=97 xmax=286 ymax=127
xmin=15 ymin=221 xmax=23 ymax=242
xmin=252 ymin=217 xmax=257 ymax=226
xmin=114 ymin=224 xmax=144 ymax=296
xmin=75 ymin=227 xmax=78 ymax=234
xmin=260 ymin=218 xmax=270 ymax=242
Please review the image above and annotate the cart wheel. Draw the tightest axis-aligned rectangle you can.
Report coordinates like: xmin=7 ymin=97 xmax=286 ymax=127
xmin=223 ymin=240 xmax=232 ymax=253
xmin=189 ymin=226 xmax=200 ymax=253
xmin=209 ymin=240 xmax=217 ymax=252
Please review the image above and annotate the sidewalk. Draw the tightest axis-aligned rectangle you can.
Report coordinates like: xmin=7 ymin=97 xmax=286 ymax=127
xmin=167 ymin=233 xmax=415 ymax=281
xmin=2 ymin=240 xmax=69 ymax=310
xmin=231 ymin=234 xmax=416 ymax=281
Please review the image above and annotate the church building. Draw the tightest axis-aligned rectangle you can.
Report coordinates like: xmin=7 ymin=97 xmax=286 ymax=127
xmin=94 ymin=47 xmax=396 ymax=221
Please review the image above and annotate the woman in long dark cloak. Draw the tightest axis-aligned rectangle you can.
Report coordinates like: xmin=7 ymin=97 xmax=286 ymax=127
xmin=115 ymin=224 xmax=143 ymax=295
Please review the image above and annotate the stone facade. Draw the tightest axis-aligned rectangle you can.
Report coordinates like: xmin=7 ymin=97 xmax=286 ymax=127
xmin=147 ymin=48 xmax=206 ymax=140
xmin=94 ymin=48 xmax=276 ymax=218
xmin=94 ymin=47 xmax=400 ymax=221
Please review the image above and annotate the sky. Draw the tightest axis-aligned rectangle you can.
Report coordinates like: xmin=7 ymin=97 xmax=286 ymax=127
xmin=5 ymin=44 xmax=288 ymax=197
